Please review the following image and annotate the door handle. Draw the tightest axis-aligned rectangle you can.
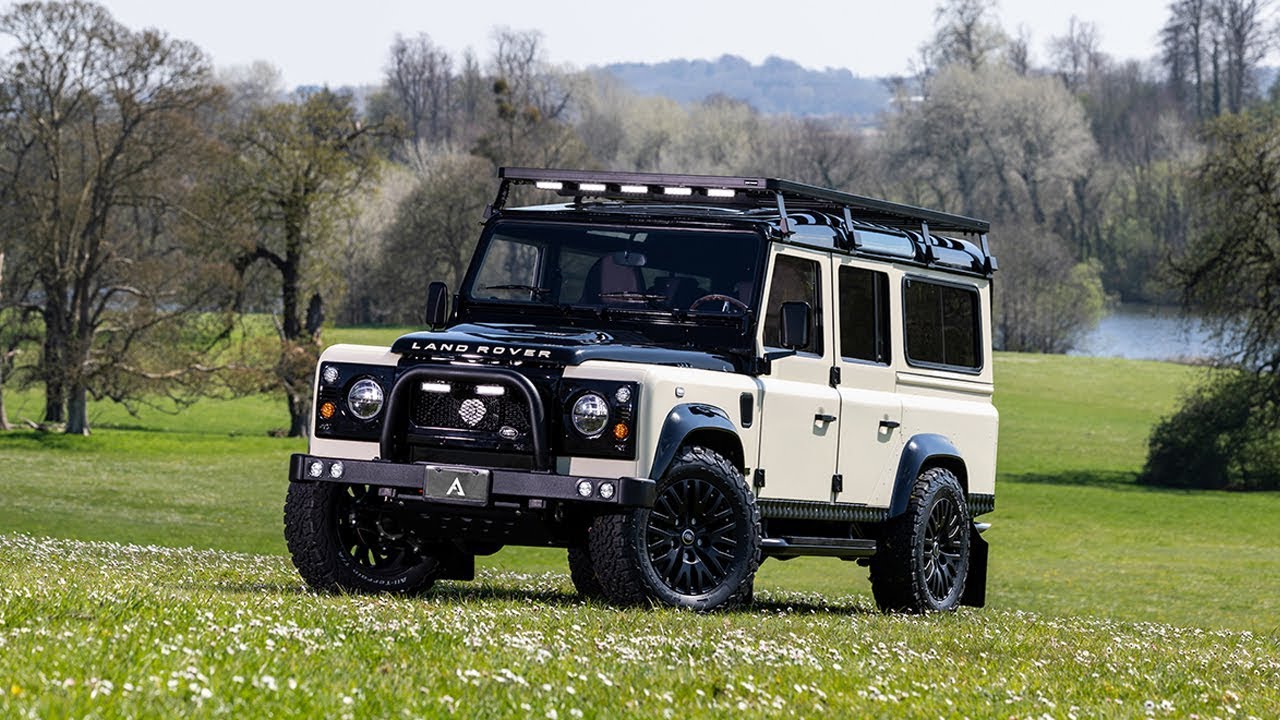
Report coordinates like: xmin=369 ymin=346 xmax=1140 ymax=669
xmin=879 ymin=419 xmax=901 ymax=429
xmin=815 ymin=413 xmax=837 ymax=423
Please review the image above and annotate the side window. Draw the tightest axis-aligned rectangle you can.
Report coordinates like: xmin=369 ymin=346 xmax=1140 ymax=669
xmin=839 ymin=266 xmax=890 ymax=364
xmin=763 ymin=254 xmax=823 ymax=355
xmin=904 ymin=278 xmax=981 ymax=369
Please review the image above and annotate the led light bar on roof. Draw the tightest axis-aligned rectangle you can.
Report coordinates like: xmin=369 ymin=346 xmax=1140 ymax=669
xmin=706 ymin=188 xmax=735 ymax=198
xmin=663 ymin=187 xmax=693 ymax=196
xmin=619 ymin=185 xmax=648 ymax=194
xmin=578 ymin=182 xmax=606 ymax=192
xmin=535 ymin=181 xmax=563 ymax=190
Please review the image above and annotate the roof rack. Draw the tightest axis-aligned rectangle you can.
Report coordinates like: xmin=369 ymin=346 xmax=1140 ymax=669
xmin=491 ymin=166 xmax=991 ymax=237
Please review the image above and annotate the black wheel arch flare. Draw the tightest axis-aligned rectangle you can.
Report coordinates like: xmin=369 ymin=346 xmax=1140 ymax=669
xmin=889 ymin=433 xmax=969 ymax=518
xmin=649 ymin=403 xmax=744 ymax=480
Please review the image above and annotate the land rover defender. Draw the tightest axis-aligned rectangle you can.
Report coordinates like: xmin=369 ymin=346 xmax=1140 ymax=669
xmin=284 ymin=167 xmax=997 ymax=612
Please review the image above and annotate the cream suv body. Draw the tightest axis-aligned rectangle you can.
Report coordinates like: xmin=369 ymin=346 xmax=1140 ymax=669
xmin=285 ymin=168 xmax=997 ymax=612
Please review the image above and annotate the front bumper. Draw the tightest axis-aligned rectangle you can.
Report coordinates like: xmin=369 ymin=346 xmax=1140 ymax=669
xmin=288 ymin=453 xmax=656 ymax=509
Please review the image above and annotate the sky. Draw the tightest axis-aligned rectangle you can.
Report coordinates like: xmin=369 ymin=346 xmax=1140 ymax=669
xmin=85 ymin=0 xmax=1176 ymax=88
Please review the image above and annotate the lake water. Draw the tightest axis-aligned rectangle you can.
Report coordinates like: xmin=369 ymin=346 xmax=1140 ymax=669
xmin=1069 ymin=304 xmax=1217 ymax=363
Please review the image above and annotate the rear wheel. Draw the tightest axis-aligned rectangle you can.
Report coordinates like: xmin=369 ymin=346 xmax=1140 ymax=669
xmin=588 ymin=446 xmax=759 ymax=610
xmin=870 ymin=467 xmax=971 ymax=612
xmin=285 ymin=481 xmax=441 ymax=594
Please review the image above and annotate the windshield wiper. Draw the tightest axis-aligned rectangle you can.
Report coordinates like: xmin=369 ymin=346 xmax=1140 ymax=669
xmin=597 ymin=291 xmax=666 ymax=305
xmin=483 ymin=284 xmax=551 ymax=297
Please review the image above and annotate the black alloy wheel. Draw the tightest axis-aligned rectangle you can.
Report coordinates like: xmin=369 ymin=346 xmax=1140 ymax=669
xmin=869 ymin=466 xmax=971 ymax=613
xmin=922 ymin=492 xmax=966 ymax=602
xmin=333 ymin=484 xmax=429 ymax=580
xmin=284 ymin=480 xmax=440 ymax=595
xmin=645 ymin=476 xmax=739 ymax=596
xmin=587 ymin=445 xmax=759 ymax=610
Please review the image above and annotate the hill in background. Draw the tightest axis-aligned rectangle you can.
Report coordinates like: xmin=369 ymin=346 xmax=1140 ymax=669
xmin=598 ymin=54 xmax=891 ymax=119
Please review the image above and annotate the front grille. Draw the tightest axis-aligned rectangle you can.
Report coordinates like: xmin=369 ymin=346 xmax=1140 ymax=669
xmin=410 ymin=382 xmax=532 ymax=436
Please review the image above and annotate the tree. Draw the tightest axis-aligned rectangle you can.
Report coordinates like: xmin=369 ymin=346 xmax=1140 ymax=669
xmin=228 ymin=88 xmax=386 ymax=437
xmin=990 ymin=226 xmax=1106 ymax=353
xmin=0 ymin=0 xmax=223 ymax=434
xmin=927 ymin=0 xmax=1007 ymax=72
xmin=1162 ymin=0 xmax=1272 ymax=118
xmin=1049 ymin=17 xmax=1105 ymax=92
xmin=1141 ymin=107 xmax=1280 ymax=489
xmin=373 ymin=151 xmax=493 ymax=324
xmin=385 ymin=33 xmax=454 ymax=148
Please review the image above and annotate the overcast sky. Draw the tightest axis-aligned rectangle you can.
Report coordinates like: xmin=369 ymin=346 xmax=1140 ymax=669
xmin=85 ymin=1 xmax=1178 ymax=88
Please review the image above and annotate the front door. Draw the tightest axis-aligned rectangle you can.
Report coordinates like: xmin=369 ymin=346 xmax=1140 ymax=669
xmin=754 ymin=248 xmax=840 ymax=502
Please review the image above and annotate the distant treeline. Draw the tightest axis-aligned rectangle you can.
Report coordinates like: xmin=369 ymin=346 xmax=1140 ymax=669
xmin=2 ymin=0 xmax=1278 ymax=437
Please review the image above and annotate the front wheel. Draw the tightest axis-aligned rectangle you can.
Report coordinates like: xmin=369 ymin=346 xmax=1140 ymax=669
xmin=284 ymin=481 xmax=441 ymax=595
xmin=588 ymin=446 xmax=759 ymax=610
xmin=870 ymin=467 xmax=971 ymax=612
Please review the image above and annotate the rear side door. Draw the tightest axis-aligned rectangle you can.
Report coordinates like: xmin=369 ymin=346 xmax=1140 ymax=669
xmin=753 ymin=248 xmax=840 ymax=502
xmin=831 ymin=259 xmax=903 ymax=506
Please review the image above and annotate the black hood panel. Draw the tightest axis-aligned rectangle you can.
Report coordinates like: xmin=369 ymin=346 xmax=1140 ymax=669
xmin=391 ymin=323 xmax=738 ymax=373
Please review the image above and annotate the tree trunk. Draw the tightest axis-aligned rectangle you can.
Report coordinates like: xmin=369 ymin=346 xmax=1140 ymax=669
xmin=41 ymin=307 xmax=66 ymax=424
xmin=65 ymin=383 xmax=90 ymax=435
xmin=0 ymin=251 xmax=8 ymax=431
xmin=287 ymin=388 xmax=311 ymax=438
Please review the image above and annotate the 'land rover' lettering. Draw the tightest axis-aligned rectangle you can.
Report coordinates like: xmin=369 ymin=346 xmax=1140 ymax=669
xmin=408 ymin=341 xmax=552 ymax=359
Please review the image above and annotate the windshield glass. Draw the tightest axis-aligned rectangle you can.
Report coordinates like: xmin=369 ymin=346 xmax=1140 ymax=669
xmin=466 ymin=220 xmax=763 ymax=314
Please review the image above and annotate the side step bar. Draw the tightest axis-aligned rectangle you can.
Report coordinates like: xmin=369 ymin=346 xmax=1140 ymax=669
xmin=760 ymin=536 xmax=877 ymax=560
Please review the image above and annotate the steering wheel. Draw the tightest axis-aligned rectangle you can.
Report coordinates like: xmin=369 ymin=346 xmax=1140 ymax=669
xmin=688 ymin=294 xmax=749 ymax=314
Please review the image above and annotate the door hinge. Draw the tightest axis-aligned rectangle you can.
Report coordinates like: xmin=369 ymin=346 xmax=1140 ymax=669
xmin=829 ymin=366 xmax=841 ymax=387
xmin=831 ymin=473 xmax=843 ymax=493
xmin=753 ymin=468 xmax=766 ymax=490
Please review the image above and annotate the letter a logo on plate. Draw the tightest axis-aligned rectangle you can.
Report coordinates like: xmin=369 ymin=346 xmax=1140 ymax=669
xmin=447 ymin=478 xmax=466 ymax=497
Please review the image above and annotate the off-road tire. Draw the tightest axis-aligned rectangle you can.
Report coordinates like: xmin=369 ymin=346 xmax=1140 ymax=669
xmin=567 ymin=542 xmax=604 ymax=599
xmin=587 ymin=445 xmax=760 ymax=610
xmin=870 ymin=467 xmax=971 ymax=613
xmin=284 ymin=481 xmax=440 ymax=595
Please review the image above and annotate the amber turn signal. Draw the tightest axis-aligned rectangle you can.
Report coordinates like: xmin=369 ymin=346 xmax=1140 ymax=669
xmin=613 ymin=422 xmax=629 ymax=441
xmin=319 ymin=401 xmax=337 ymax=420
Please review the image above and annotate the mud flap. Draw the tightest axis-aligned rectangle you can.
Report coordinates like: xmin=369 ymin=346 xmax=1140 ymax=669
xmin=962 ymin=524 xmax=988 ymax=608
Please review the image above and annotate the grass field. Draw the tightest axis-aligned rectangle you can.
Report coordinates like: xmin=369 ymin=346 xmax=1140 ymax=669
xmin=2 ymin=334 xmax=1279 ymax=717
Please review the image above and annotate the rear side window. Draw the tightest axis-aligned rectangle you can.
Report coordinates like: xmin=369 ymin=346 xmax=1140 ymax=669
xmin=838 ymin=266 xmax=890 ymax=364
xmin=904 ymin=278 xmax=980 ymax=370
xmin=763 ymin=254 xmax=823 ymax=356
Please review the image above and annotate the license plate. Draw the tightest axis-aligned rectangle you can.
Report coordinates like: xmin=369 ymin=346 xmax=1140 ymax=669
xmin=423 ymin=466 xmax=490 ymax=505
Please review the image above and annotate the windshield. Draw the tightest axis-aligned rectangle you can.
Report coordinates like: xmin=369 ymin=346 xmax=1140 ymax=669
xmin=466 ymin=220 xmax=764 ymax=315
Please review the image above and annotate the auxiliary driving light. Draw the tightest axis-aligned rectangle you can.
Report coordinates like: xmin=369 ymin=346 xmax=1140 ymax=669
xmin=576 ymin=480 xmax=594 ymax=498
xmin=598 ymin=482 xmax=616 ymax=500
xmin=614 ymin=386 xmax=632 ymax=404
xmin=321 ymin=365 xmax=339 ymax=384
xmin=329 ymin=461 xmax=344 ymax=479
xmin=308 ymin=460 xmax=324 ymax=478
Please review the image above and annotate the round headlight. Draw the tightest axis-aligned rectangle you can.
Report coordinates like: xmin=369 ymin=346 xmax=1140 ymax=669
xmin=347 ymin=378 xmax=384 ymax=420
xmin=571 ymin=392 xmax=610 ymax=437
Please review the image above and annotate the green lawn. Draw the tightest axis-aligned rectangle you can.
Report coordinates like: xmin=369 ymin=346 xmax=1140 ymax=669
xmin=2 ymin=344 xmax=1279 ymax=716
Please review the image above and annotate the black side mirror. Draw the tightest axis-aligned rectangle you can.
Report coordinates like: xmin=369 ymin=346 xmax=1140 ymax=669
xmin=779 ymin=301 xmax=811 ymax=350
xmin=425 ymin=281 xmax=449 ymax=329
